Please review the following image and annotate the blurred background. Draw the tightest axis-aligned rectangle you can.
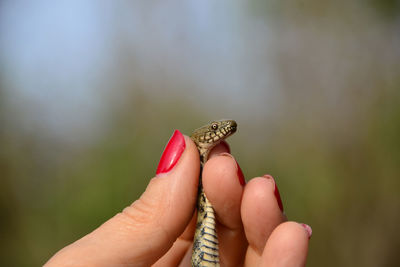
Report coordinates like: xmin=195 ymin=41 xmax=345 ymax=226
xmin=1 ymin=0 xmax=399 ymax=266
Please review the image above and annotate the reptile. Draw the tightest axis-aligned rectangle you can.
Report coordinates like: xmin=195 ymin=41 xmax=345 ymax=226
xmin=190 ymin=120 xmax=237 ymax=267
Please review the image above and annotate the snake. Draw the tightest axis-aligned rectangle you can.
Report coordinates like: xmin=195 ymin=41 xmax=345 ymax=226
xmin=190 ymin=120 xmax=237 ymax=267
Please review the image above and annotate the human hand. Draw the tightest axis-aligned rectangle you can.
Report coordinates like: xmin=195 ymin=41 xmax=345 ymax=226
xmin=45 ymin=130 xmax=311 ymax=266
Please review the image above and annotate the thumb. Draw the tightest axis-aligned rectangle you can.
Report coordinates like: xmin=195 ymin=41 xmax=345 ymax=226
xmin=45 ymin=130 xmax=200 ymax=267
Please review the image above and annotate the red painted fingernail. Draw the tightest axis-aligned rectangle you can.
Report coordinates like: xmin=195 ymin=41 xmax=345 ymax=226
xmin=156 ymin=130 xmax=186 ymax=175
xmin=220 ymin=141 xmax=231 ymax=154
xmin=272 ymin=177 xmax=284 ymax=212
xmin=262 ymin=174 xmax=273 ymax=179
xmin=236 ymin=161 xmax=245 ymax=186
xmin=301 ymin=223 xmax=312 ymax=239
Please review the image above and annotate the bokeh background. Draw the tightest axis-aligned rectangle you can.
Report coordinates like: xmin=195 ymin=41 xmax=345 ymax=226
xmin=1 ymin=1 xmax=399 ymax=266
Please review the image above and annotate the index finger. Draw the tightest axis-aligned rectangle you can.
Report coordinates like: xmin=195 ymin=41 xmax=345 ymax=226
xmin=202 ymin=147 xmax=247 ymax=266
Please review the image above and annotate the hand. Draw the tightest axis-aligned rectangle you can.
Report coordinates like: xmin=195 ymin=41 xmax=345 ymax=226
xmin=45 ymin=130 xmax=311 ymax=267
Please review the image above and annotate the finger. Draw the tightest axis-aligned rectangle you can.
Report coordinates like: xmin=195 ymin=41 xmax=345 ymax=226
xmin=208 ymin=140 xmax=231 ymax=156
xmin=241 ymin=175 xmax=286 ymax=265
xmin=153 ymin=141 xmax=231 ymax=266
xmin=202 ymin=151 xmax=247 ymax=266
xmin=153 ymin=212 xmax=197 ymax=267
xmin=46 ymin=130 xmax=200 ymax=267
xmin=260 ymin=221 xmax=311 ymax=267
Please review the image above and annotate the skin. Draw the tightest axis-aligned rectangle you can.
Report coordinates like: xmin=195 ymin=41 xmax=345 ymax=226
xmin=45 ymin=136 xmax=310 ymax=267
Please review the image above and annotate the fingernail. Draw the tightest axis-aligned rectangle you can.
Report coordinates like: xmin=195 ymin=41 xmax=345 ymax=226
xmin=219 ymin=141 xmax=231 ymax=154
xmin=262 ymin=174 xmax=273 ymax=179
xmin=236 ymin=161 xmax=245 ymax=186
xmin=156 ymin=130 xmax=186 ymax=175
xmin=301 ymin=223 xmax=312 ymax=239
xmin=219 ymin=153 xmax=245 ymax=186
xmin=274 ymin=182 xmax=284 ymax=212
xmin=264 ymin=175 xmax=284 ymax=212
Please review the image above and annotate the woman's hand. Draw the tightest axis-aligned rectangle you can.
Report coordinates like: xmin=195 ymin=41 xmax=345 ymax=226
xmin=45 ymin=130 xmax=311 ymax=266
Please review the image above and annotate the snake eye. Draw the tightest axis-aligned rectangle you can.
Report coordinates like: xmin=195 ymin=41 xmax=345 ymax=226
xmin=211 ymin=123 xmax=218 ymax=130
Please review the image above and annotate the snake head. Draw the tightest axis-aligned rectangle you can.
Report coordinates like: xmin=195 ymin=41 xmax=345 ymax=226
xmin=191 ymin=120 xmax=237 ymax=149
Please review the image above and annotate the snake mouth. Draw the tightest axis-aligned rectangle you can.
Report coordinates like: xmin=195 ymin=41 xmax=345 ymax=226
xmin=230 ymin=122 xmax=237 ymax=132
xmin=212 ymin=120 xmax=237 ymax=140
xmin=225 ymin=120 xmax=237 ymax=135
xmin=191 ymin=120 xmax=238 ymax=146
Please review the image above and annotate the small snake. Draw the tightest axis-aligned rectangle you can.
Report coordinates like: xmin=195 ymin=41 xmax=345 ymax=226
xmin=190 ymin=120 xmax=237 ymax=267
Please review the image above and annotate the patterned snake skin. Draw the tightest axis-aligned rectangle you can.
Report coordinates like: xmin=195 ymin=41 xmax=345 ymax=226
xmin=190 ymin=120 xmax=237 ymax=267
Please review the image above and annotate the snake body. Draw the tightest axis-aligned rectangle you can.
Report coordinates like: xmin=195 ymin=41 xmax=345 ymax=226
xmin=190 ymin=120 xmax=237 ymax=267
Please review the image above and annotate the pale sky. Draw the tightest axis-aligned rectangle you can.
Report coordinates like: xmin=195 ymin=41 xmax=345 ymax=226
xmin=0 ymin=1 xmax=275 ymax=142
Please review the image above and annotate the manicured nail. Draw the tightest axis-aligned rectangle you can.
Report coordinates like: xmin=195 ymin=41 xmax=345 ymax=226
xmin=264 ymin=175 xmax=284 ymax=212
xmin=219 ymin=153 xmax=245 ymax=186
xmin=262 ymin=174 xmax=273 ymax=179
xmin=236 ymin=161 xmax=245 ymax=186
xmin=219 ymin=141 xmax=231 ymax=154
xmin=301 ymin=223 xmax=312 ymax=239
xmin=156 ymin=130 xmax=186 ymax=175
xmin=274 ymin=181 xmax=284 ymax=212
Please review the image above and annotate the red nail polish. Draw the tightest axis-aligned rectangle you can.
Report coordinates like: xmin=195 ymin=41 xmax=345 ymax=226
xmin=273 ymin=178 xmax=284 ymax=212
xmin=262 ymin=174 xmax=273 ymax=179
xmin=301 ymin=223 xmax=312 ymax=239
xmin=220 ymin=141 xmax=231 ymax=154
xmin=236 ymin=161 xmax=245 ymax=186
xmin=156 ymin=130 xmax=186 ymax=175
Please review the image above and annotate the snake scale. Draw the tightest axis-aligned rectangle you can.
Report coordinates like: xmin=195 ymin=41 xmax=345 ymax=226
xmin=190 ymin=120 xmax=237 ymax=267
